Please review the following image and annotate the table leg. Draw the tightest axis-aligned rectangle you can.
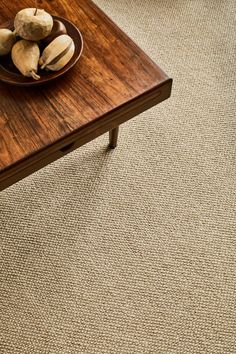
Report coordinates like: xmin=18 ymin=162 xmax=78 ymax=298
xmin=109 ymin=127 xmax=119 ymax=148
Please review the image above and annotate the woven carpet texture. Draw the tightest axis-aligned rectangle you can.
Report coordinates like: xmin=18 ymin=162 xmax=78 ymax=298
xmin=0 ymin=0 xmax=235 ymax=353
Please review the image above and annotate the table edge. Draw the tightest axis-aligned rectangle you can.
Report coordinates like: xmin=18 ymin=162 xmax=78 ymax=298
xmin=0 ymin=78 xmax=172 ymax=191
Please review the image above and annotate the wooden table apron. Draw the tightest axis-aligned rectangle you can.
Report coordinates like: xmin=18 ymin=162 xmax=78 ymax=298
xmin=0 ymin=0 xmax=172 ymax=191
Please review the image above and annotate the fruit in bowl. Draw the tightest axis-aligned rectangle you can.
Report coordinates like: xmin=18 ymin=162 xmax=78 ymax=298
xmin=0 ymin=29 xmax=16 ymax=55
xmin=39 ymin=34 xmax=75 ymax=72
xmin=14 ymin=8 xmax=53 ymax=41
xmin=12 ymin=40 xmax=40 ymax=80
xmin=0 ymin=7 xmax=76 ymax=80
xmin=42 ymin=19 xmax=67 ymax=46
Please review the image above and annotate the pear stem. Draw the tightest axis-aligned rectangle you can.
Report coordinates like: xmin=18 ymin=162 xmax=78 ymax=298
xmin=30 ymin=70 xmax=40 ymax=80
xmin=34 ymin=0 xmax=38 ymax=15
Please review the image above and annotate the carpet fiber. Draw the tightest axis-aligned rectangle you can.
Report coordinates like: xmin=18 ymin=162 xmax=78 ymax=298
xmin=0 ymin=1 xmax=235 ymax=353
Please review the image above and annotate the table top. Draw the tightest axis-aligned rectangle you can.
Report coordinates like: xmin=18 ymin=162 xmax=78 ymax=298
xmin=0 ymin=0 xmax=170 ymax=174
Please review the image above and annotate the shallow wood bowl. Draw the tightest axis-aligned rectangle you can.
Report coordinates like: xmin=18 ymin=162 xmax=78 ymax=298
xmin=0 ymin=16 xmax=83 ymax=86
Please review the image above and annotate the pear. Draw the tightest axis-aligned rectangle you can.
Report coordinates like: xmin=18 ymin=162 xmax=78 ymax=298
xmin=45 ymin=41 xmax=75 ymax=71
xmin=12 ymin=40 xmax=40 ymax=80
xmin=42 ymin=20 xmax=67 ymax=47
xmin=0 ymin=29 xmax=16 ymax=56
xmin=14 ymin=8 xmax=53 ymax=41
xmin=39 ymin=34 xmax=75 ymax=71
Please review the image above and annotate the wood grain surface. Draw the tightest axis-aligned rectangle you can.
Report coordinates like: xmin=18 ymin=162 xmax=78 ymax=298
xmin=0 ymin=0 xmax=172 ymax=190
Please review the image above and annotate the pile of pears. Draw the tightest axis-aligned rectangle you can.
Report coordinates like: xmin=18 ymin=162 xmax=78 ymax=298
xmin=0 ymin=8 xmax=75 ymax=80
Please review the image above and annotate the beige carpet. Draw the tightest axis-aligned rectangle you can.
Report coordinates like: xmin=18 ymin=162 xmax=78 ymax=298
xmin=0 ymin=0 xmax=236 ymax=353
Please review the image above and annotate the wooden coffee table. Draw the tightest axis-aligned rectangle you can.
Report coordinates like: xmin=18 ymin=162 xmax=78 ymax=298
xmin=0 ymin=0 xmax=172 ymax=192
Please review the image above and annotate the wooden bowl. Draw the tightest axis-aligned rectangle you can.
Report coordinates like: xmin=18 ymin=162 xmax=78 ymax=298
xmin=0 ymin=16 xmax=83 ymax=86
